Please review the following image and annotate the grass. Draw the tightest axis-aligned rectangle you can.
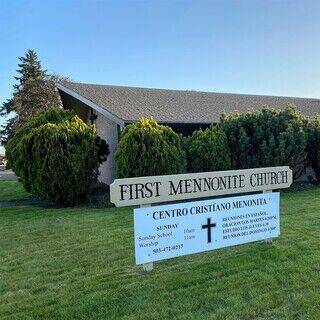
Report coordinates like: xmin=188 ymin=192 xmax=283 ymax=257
xmin=0 ymin=182 xmax=319 ymax=319
xmin=0 ymin=180 xmax=33 ymax=201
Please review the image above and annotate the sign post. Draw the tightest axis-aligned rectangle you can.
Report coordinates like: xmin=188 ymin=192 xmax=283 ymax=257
xmin=110 ymin=167 xmax=292 ymax=271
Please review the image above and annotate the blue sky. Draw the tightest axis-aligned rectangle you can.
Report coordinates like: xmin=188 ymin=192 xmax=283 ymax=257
xmin=1 ymin=0 xmax=320 ymax=127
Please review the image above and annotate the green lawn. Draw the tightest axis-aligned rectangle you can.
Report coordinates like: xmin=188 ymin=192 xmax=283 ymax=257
xmin=0 ymin=182 xmax=319 ymax=320
xmin=0 ymin=180 xmax=33 ymax=201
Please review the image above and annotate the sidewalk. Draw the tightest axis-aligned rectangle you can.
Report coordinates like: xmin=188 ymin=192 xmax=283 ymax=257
xmin=0 ymin=170 xmax=18 ymax=180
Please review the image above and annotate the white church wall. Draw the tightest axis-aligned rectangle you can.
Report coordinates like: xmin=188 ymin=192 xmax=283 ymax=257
xmin=93 ymin=111 xmax=119 ymax=185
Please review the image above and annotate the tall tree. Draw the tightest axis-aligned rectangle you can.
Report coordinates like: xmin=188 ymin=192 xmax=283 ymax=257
xmin=13 ymin=74 xmax=64 ymax=127
xmin=0 ymin=50 xmax=64 ymax=145
xmin=14 ymin=49 xmax=47 ymax=90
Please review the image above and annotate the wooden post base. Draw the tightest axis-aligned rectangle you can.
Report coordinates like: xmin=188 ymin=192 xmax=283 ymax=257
xmin=142 ymin=262 xmax=154 ymax=271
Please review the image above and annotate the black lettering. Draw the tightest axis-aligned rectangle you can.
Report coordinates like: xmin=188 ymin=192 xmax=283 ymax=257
xmin=203 ymin=178 xmax=212 ymax=191
xmin=250 ymin=174 xmax=256 ymax=187
xmin=239 ymin=175 xmax=245 ymax=188
xmin=154 ymin=181 xmax=161 ymax=197
xmin=144 ymin=182 xmax=153 ymax=198
xmin=193 ymin=178 xmax=202 ymax=193
xmin=184 ymin=179 xmax=192 ymax=193
xmin=135 ymin=183 xmax=145 ymax=199
xmin=218 ymin=176 xmax=227 ymax=190
xmin=270 ymin=172 xmax=277 ymax=185
xmin=169 ymin=180 xmax=182 ymax=195
xmin=120 ymin=184 xmax=128 ymax=200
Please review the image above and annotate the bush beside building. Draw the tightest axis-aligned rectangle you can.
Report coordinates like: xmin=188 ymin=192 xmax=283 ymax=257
xmin=220 ymin=105 xmax=308 ymax=180
xmin=115 ymin=105 xmax=318 ymax=183
xmin=6 ymin=108 xmax=108 ymax=206
xmin=116 ymin=117 xmax=186 ymax=178
xmin=185 ymin=124 xmax=231 ymax=173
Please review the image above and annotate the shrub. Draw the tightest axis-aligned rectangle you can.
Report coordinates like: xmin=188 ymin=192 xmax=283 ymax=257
xmin=220 ymin=105 xmax=308 ymax=179
xmin=185 ymin=124 xmax=231 ymax=173
xmin=116 ymin=117 xmax=186 ymax=178
xmin=6 ymin=108 xmax=106 ymax=206
xmin=306 ymin=115 xmax=320 ymax=183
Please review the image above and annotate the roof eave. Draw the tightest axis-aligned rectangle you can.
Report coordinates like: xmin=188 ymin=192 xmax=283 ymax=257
xmin=56 ymin=83 xmax=125 ymax=127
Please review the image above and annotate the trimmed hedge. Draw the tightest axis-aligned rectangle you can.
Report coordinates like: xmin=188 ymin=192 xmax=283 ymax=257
xmin=307 ymin=115 xmax=320 ymax=183
xmin=220 ymin=105 xmax=308 ymax=179
xmin=185 ymin=124 xmax=231 ymax=173
xmin=116 ymin=117 xmax=186 ymax=178
xmin=6 ymin=108 xmax=103 ymax=206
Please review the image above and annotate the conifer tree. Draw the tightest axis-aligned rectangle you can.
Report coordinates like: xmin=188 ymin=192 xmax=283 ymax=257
xmin=0 ymin=50 xmax=64 ymax=145
xmin=14 ymin=49 xmax=46 ymax=90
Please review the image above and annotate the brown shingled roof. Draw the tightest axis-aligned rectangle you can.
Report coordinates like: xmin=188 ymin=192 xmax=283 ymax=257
xmin=58 ymin=82 xmax=320 ymax=124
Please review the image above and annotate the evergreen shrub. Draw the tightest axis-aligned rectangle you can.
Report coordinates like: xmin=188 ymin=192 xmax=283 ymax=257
xmin=115 ymin=117 xmax=186 ymax=178
xmin=220 ymin=105 xmax=308 ymax=179
xmin=307 ymin=115 xmax=320 ymax=183
xmin=6 ymin=108 xmax=106 ymax=206
xmin=185 ymin=124 xmax=231 ymax=173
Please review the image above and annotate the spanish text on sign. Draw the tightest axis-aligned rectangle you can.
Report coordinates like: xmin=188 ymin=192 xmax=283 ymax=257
xmin=134 ymin=192 xmax=280 ymax=264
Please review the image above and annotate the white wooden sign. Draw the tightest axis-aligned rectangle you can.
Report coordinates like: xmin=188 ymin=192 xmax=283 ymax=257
xmin=110 ymin=166 xmax=292 ymax=207
xmin=134 ymin=192 xmax=280 ymax=264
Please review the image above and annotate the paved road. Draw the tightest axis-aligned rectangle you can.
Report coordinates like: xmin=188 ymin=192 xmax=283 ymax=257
xmin=0 ymin=170 xmax=18 ymax=180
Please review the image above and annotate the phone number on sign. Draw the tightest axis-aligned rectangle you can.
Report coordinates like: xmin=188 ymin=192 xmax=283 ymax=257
xmin=153 ymin=244 xmax=183 ymax=254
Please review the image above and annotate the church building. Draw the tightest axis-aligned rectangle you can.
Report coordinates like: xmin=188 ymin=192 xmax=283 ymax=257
xmin=57 ymin=82 xmax=320 ymax=184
